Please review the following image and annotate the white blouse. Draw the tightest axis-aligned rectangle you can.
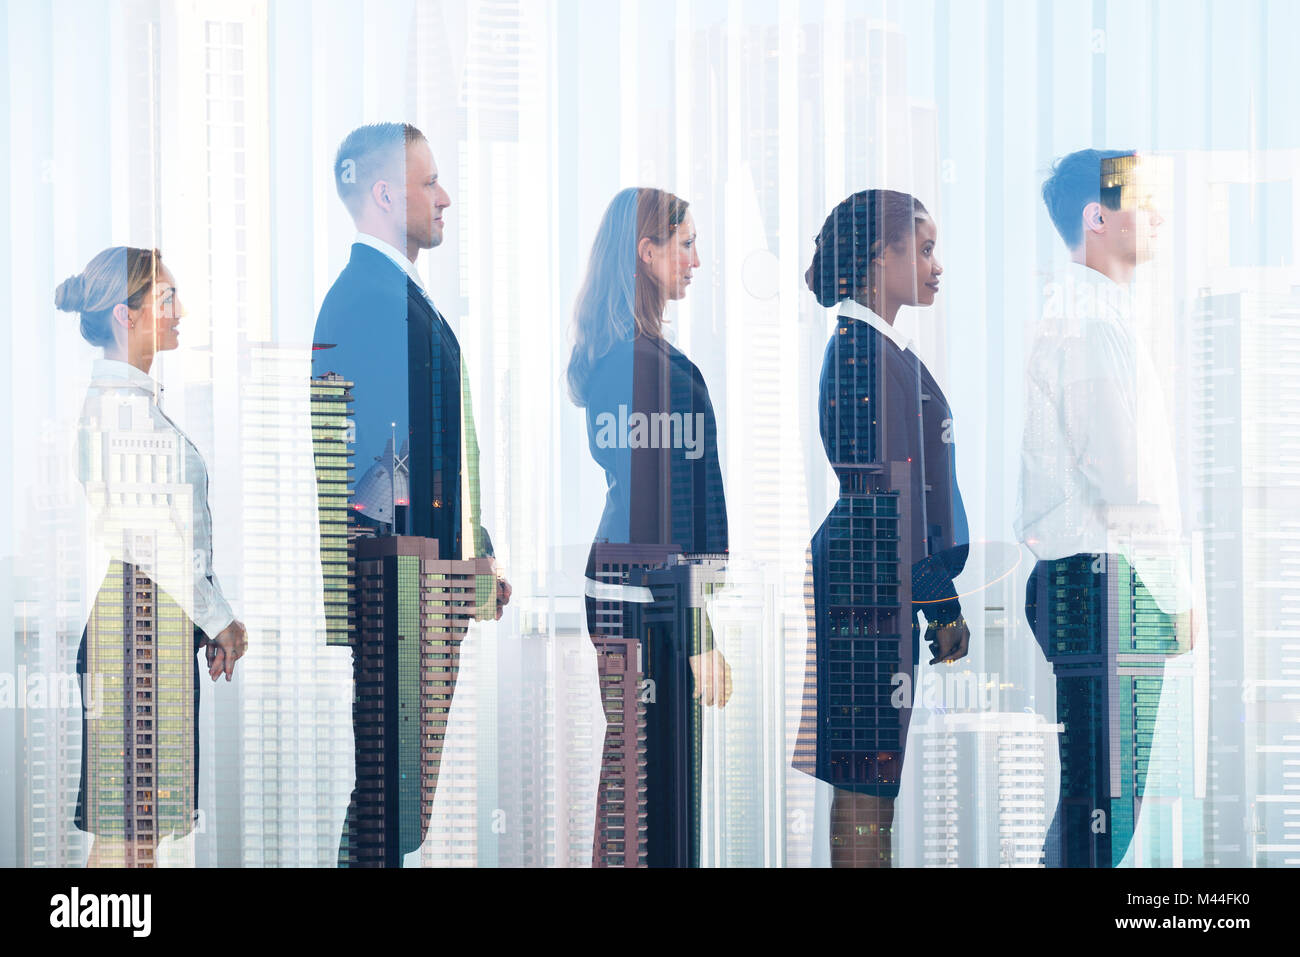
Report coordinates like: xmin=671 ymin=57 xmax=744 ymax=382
xmin=78 ymin=358 xmax=235 ymax=639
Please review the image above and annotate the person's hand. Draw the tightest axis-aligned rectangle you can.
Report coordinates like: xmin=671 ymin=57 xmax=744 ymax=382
xmin=494 ymin=574 xmax=512 ymax=621
xmin=205 ymin=619 xmax=248 ymax=682
xmin=926 ymin=619 xmax=969 ymax=665
xmin=1176 ymin=605 xmax=1197 ymax=651
xmin=689 ymin=648 xmax=733 ymax=708
xmin=471 ymin=558 xmax=511 ymax=622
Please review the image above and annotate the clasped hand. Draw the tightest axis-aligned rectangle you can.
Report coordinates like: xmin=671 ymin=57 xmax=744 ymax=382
xmin=925 ymin=618 xmax=970 ymax=666
xmin=471 ymin=558 xmax=512 ymax=622
xmin=689 ymin=648 xmax=733 ymax=708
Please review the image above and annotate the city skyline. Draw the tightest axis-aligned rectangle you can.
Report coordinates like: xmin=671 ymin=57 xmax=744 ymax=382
xmin=3 ymin=0 xmax=1299 ymax=869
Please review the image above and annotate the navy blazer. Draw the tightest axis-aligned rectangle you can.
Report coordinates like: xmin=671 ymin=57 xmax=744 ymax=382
xmin=584 ymin=334 xmax=728 ymax=558
xmin=581 ymin=334 xmax=728 ymax=655
xmin=803 ymin=314 xmax=970 ymax=795
xmin=313 ymin=242 xmax=491 ymax=562
xmin=817 ymin=314 xmax=968 ymax=624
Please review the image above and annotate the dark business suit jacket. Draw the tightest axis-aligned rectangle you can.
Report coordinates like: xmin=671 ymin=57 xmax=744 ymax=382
xmin=807 ymin=313 xmax=969 ymax=795
xmin=312 ymin=241 xmax=492 ymax=864
xmin=584 ymin=334 xmax=728 ymax=562
xmin=313 ymin=241 xmax=491 ymax=560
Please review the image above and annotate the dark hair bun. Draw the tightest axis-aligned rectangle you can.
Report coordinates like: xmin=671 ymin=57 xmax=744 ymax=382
xmin=54 ymin=274 xmax=86 ymax=313
xmin=805 ymin=235 xmax=850 ymax=308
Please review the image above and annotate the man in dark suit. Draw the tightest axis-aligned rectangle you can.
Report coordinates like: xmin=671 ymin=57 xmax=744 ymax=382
xmin=313 ymin=122 xmax=509 ymax=866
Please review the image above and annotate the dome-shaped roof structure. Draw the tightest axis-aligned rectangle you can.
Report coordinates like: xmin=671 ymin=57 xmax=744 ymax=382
xmin=352 ymin=437 xmax=409 ymax=526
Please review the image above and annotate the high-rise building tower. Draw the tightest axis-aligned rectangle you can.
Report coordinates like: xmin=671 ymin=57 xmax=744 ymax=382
xmin=623 ymin=554 xmax=729 ymax=867
xmin=1192 ymin=287 xmax=1300 ymax=867
xmin=585 ymin=543 xmax=681 ymax=867
xmin=910 ymin=712 xmax=1061 ymax=867
xmin=9 ymin=432 xmax=89 ymax=867
xmin=589 ymin=632 xmax=646 ymax=867
xmin=311 ymin=373 xmax=355 ymax=649
xmin=347 ymin=536 xmax=494 ymax=866
xmin=78 ymin=390 xmax=198 ymax=867
xmin=494 ymin=629 xmax=550 ymax=867
xmin=1171 ymin=150 xmax=1300 ymax=866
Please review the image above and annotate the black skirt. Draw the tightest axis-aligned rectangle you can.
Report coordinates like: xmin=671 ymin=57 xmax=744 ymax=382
xmin=75 ymin=561 xmax=202 ymax=841
xmin=809 ymin=509 xmax=920 ymax=799
xmin=586 ymin=593 xmax=702 ymax=868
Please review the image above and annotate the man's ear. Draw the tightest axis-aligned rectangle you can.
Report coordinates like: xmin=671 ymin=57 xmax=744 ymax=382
xmin=1082 ymin=201 xmax=1106 ymax=235
xmin=112 ymin=303 xmax=131 ymax=330
xmin=371 ymin=178 xmax=394 ymax=212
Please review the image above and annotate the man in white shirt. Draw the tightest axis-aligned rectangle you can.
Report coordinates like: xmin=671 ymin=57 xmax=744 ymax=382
xmin=1017 ymin=149 xmax=1193 ymax=868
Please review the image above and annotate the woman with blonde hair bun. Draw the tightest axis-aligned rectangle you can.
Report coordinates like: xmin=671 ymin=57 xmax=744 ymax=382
xmin=57 ymin=246 xmax=247 ymax=867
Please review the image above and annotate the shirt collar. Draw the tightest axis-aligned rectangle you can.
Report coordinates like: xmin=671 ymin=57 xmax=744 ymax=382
xmin=1063 ymin=260 xmax=1133 ymax=321
xmin=837 ymin=298 xmax=912 ymax=352
xmin=355 ymin=231 xmax=428 ymax=294
xmin=92 ymin=358 xmax=162 ymax=397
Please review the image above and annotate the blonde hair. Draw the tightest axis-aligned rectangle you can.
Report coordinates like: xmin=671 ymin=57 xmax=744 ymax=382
xmin=55 ymin=247 xmax=161 ymax=346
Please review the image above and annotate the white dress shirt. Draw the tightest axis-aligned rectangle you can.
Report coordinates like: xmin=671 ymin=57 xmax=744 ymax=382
xmin=1016 ymin=261 xmax=1191 ymax=613
xmin=355 ymin=231 xmax=430 ymax=298
xmin=838 ymin=297 xmax=913 ymax=352
xmin=79 ymin=358 xmax=236 ymax=639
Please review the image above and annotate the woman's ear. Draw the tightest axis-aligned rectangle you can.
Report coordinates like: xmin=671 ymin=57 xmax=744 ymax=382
xmin=637 ymin=236 xmax=656 ymax=266
xmin=112 ymin=303 xmax=132 ymax=330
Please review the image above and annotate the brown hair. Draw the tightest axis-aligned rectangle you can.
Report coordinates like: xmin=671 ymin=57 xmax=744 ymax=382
xmin=566 ymin=187 xmax=690 ymax=405
xmin=55 ymin=246 xmax=162 ymax=347
xmin=634 ymin=187 xmax=690 ymax=339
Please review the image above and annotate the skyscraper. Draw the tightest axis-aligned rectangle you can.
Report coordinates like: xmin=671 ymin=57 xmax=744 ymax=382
xmin=9 ymin=432 xmax=88 ymax=868
xmin=585 ymin=542 xmax=681 ymax=867
xmin=235 ymin=346 xmax=354 ymax=866
xmin=589 ymin=631 xmax=646 ymax=867
xmin=623 ymin=553 xmax=729 ymax=867
xmin=78 ymin=389 xmax=198 ymax=868
xmin=1172 ymin=150 xmax=1300 ymax=866
xmin=1193 ymin=287 xmax=1300 ymax=867
xmin=910 ymin=711 xmax=1060 ymax=867
xmin=311 ymin=372 xmax=355 ymax=649
xmin=347 ymin=536 xmax=494 ymax=866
